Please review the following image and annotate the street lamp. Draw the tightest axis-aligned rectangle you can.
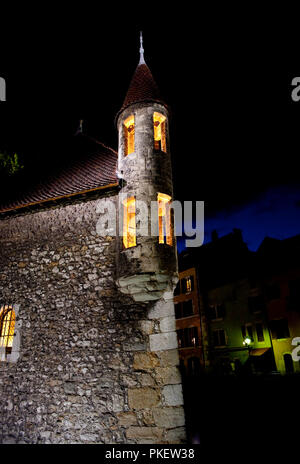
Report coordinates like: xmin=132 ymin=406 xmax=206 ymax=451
xmin=243 ymin=336 xmax=253 ymax=373
xmin=243 ymin=336 xmax=252 ymax=349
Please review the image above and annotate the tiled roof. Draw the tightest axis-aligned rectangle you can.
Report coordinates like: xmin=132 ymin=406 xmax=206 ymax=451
xmin=0 ymin=135 xmax=118 ymax=214
xmin=116 ymin=63 xmax=167 ymax=121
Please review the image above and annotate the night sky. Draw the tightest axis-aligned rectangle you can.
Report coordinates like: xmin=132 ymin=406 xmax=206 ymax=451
xmin=0 ymin=13 xmax=299 ymax=252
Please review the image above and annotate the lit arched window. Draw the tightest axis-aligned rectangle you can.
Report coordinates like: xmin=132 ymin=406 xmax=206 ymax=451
xmin=153 ymin=112 xmax=166 ymax=152
xmin=124 ymin=115 xmax=135 ymax=156
xmin=158 ymin=193 xmax=173 ymax=246
xmin=123 ymin=196 xmax=136 ymax=249
xmin=0 ymin=305 xmax=16 ymax=356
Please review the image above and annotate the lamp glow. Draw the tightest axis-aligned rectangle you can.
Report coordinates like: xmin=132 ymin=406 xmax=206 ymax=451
xmin=243 ymin=336 xmax=252 ymax=346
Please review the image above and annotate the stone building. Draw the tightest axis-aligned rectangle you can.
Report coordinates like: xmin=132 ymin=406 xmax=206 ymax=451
xmin=0 ymin=35 xmax=186 ymax=444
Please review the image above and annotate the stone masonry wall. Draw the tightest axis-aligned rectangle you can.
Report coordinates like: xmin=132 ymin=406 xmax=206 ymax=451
xmin=0 ymin=195 xmax=186 ymax=444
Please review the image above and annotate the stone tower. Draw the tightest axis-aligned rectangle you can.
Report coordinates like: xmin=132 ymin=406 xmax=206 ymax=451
xmin=116 ymin=32 xmax=178 ymax=302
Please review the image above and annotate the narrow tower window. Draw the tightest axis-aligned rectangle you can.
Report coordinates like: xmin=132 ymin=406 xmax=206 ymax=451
xmin=123 ymin=196 xmax=136 ymax=248
xmin=158 ymin=193 xmax=173 ymax=246
xmin=0 ymin=305 xmax=16 ymax=356
xmin=153 ymin=112 xmax=166 ymax=152
xmin=124 ymin=115 xmax=135 ymax=156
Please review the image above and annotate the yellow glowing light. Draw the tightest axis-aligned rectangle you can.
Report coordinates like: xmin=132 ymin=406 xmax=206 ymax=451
xmin=157 ymin=193 xmax=173 ymax=246
xmin=153 ymin=112 xmax=166 ymax=152
xmin=243 ymin=337 xmax=251 ymax=346
xmin=123 ymin=196 xmax=136 ymax=248
xmin=0 ymin=306 xmax=15 ymax=349
xmin=124 ymin=115 xmax=135 ymax=156
xmin=186 ymin=277 xmax=192 ymax=293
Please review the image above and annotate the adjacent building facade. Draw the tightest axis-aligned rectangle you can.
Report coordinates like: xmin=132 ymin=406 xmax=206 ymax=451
xmin=175 ymin=230 xmax=300 ymax=377
xmin=257 ymin=236 xmax=300 ymax=374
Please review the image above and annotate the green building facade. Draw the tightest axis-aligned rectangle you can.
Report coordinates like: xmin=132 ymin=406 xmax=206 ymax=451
xmin=206 ymin=277 xmax=274 ymax=374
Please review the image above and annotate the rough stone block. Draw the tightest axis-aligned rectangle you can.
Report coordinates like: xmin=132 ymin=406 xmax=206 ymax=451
xmin=128 ymin=388 xmax=160 ymax=410
xmin=133 ymin=292 xmax=162 ymax=302
xmin=154 ymin=366 xmax=182 ymax=386
xmin=117 ymin=412 xmax=138 ymax=427
xmin=79 ymin=433 xmax=98 ymax=442
xmin=162 ymin=384 xmax=184 ymax=406
xmin=159 ymin=316 xmax=176 ymax=333
xmin=112 ymin=394 xmax=125 ymax=412
xmin=165 ymin=427 xmax=186 ymax=443
xmin=139 ymin=373 xmax=156 ymax=386
xmin=139 ymin=320 xmax=155 ymax=335
xmin=148 ymin=299 xmax=175 ymax=320
xmin=153 ymin=407 xmax=185 ymax=428
xmin=133 ymin=352 xmax=160 ymax=370
xmin=149 ymin=332 xmax=178 ymax=352
xmin=156 ymin=349 xmax=179 ymax=367
xmin=126 ymin=426 xmax=164 ymax=441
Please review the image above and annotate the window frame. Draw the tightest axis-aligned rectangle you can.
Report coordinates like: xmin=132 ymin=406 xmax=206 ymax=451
xmin=177 ymin=327 xmax=199 ymax=349
xmin=255 ymin=322 xmax=265 ymax=343
xmin=153 ymin=112 xmax=167 ymax=153
xmin=174 ymin=299 xmax=194 ymax=319
xmin=0 ymin=305 xmax=16 ymax=356
xmin=157 ymin=192 xmax=173 ymax=246
xmin=212 ymin=328 xmax=227 ymax=347
xmin=122 ymin=196 xmax=137 ymax=249
xmin=0 ymin=303 xmax=21 ymax=363
xmin=241 ymin=323 xmax=254 ymax=342
xmin=123 ymin=114 xmax=135 ymax=156
xmin=208 ymin=303 xmax=226 ymax=321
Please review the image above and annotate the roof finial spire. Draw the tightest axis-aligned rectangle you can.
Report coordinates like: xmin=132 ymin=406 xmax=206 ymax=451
xmin=139 ymin=31 xmax=145 ymax=65
xmin=75 ymin=119 xmax=84 ymax=135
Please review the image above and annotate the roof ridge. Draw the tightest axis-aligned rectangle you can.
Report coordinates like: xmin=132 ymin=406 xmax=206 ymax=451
xmin=82 ymin=135 xmax=118 ymax=156
xmin=0 ymin=139 xmax=119 ymax=214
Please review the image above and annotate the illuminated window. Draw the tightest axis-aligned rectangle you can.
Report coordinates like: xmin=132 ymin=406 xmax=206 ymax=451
xmin=123 ymin=196 xmax=136 ymax=248
xmin=182 ymin=276 xmax=194 ymax=294
xmin=157 ymin=193 xmax=173 ymax=246
xmin=153 ymin=112 xmax=166 ymax=152
xmin=124 ymin=115 xmax=135 ymax=156
xmin=177 ymin=327 xmax=199 ymax=348
xmin=0 ymin=305 xmax=16 ymax=356
xmin=186 ymin=277 xmax=192 ymax=293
